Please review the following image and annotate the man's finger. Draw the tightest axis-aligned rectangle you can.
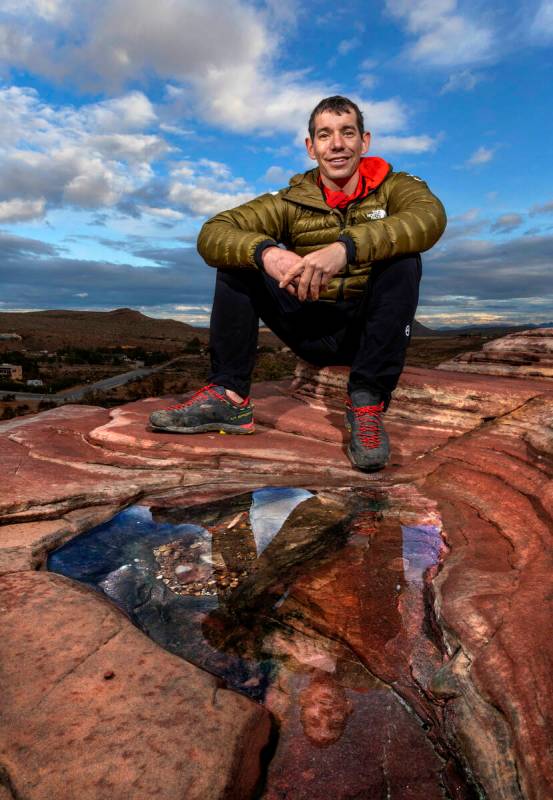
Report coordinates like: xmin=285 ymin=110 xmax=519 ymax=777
xmin=279 ymin=261 xmax=304 ymax=288
xmin=309 ymin=269 xmax=322 ymax=301
xmin=297 ymin=264 xmax=315 ymax=302
xmin=320 ymin=272 xmax=331 ymax=290
xmin=285 ymin=282 xmax=298 ymax=296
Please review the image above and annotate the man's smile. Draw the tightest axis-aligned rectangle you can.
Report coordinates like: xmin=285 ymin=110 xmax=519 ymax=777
xmin=327 ymin=156 xmax=351 ymax=165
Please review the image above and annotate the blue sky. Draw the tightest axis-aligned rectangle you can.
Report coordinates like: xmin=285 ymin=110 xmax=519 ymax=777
xmin=0 ymin=0 xmax=552 ymax=328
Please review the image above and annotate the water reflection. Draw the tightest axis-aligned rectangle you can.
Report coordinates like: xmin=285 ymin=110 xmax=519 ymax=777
xmin=48 ymin=487 xmax=467 ymax=799
xmin=401 ymin=524 xmax=443 ymax=583
xmin=48 ymin=487 xmax=344 ymax=702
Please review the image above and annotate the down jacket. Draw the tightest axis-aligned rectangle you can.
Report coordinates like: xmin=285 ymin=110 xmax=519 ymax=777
xmin=197 ymin=162 xmax=446 ymax=302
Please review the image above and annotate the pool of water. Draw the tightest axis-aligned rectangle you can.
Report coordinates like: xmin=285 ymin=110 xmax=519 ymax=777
xmin=48 ymin=487 xmax=476 ymax=800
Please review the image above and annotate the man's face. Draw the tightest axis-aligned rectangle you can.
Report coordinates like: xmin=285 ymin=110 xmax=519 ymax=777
xmin=299 ymin=677 xmax=353 ymax=748
xmin=306 ymin=108 xmax=370 ymax=185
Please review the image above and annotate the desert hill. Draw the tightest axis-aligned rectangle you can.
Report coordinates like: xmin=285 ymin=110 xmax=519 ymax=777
xmin=0 ymin=308 xmax=204 ymax=352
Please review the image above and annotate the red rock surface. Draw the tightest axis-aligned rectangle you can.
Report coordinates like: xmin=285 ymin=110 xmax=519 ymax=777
xmin=437 ymin=327 xmax=553 ymax=379
xmin=1 ymin=354 xmax=552 ymax=799
xmin=0 ymin=571 xmax=270 ymax=800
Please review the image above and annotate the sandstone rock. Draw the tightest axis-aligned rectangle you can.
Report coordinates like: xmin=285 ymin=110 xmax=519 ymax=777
xmin=0 ymin=571 xmax=270 ymax=800
xmin=1 ymin=364 xmax=552 ymax=799
xmin=437 ymin=327 xmax=553 ymax=379
xmin=0 ymin=505 xmax=124 ymax=573
xmin=419 ymin=408 xmax=553 ymax=799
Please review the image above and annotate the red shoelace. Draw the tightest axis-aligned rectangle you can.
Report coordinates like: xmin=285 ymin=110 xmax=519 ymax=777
xmin=347 ymin=400 xmax=385 ymax=448
xmin=167 ymin=384 xmax=248 ymax=411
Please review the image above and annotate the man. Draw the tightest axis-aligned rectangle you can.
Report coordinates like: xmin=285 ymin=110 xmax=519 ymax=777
xmin=150 ymin=96 xmax=446 ymax=471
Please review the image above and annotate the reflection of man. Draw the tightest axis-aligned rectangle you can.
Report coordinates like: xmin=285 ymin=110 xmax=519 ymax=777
xmin=150 ymin=95 xmax=446 ymax=470
xmin=299 ymin=672 xmax=353 ymax=748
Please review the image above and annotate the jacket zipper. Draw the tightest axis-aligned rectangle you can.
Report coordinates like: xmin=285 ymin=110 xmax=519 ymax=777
xmin=336 ymin=188 xmax=381 ymax=300
xmin=337 ymin=209 xmax=346 ymax=301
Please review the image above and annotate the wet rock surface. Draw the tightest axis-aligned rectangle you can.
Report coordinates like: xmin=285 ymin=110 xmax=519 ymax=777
xmin=1 ymin=338 xmax=552 ymax=799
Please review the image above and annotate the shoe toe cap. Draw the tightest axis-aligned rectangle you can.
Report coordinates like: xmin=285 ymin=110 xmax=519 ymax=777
xmin=149 ymin=410 xmax=171 ymax=427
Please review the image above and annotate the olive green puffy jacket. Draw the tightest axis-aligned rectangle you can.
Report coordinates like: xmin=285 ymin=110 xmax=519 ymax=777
xmin=197 ymin=165 xmax=446 ymax=301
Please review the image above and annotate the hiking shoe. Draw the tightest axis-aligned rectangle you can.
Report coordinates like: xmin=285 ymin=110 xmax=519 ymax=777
xmin=149 ymin=384 xmax=255 ymax=434
xmin=345 ymin=389 xmax=390 ymax=471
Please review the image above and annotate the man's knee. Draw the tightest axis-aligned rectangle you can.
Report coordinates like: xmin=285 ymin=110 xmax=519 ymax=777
xmin=368 ymin=254 xmax=422 ymax=300
xmin=216 ymin=267 xmax=262 ymax=288
xmin=376 ymin=253 xmax=421 ymax=278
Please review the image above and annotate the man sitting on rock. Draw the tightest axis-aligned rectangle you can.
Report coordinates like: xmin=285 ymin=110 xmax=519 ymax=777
xmin=150 ymin=96 xmax=446 ymax=471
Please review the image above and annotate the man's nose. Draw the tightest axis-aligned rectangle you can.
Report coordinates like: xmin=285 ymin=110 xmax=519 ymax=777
xmin=330 ymin=132 xmax=345 ymax=149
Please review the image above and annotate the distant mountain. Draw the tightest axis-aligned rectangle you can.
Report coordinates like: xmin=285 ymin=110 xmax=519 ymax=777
xmin=0 ymin=308 xmax=205 ymax=352
xmin=436 ymin=322 xmax=553 ymax=337
xmin=411 ymin=320 xmax=437 ymax=337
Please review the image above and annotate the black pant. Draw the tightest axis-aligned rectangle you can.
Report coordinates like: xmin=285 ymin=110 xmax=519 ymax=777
xmin=208 ymin=254 xmax=422 ymax=407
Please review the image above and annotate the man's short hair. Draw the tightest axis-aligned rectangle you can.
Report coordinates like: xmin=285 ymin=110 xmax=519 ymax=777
xmin=308 ymin=96 xmax=365 ymax=140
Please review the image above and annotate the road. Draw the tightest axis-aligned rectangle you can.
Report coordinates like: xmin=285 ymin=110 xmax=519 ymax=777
xmin=2 ymin=358 xmax=180 ymax=404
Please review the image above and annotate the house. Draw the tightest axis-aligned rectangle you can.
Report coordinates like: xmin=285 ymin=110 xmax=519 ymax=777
xmin=0 ymin=364 xmax=23 ymax=381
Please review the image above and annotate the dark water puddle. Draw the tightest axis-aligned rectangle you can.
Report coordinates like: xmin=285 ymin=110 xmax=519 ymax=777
xmin=48 ymin=487 xmax=476 ymax=800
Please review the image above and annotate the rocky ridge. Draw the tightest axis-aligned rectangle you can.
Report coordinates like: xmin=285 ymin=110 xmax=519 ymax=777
xmin=437 ymin=326 xmax=553 ymax=379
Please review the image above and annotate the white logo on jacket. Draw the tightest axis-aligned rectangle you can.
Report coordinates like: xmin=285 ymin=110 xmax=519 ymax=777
xmin=364 ymin=209 xmax=387 ymax=220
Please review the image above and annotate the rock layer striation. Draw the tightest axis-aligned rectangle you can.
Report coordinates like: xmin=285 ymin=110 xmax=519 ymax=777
xmin=1 ymin=346 xmax=552 ymax=799
xmin=437 ymin=327 xmax=553 ymax=379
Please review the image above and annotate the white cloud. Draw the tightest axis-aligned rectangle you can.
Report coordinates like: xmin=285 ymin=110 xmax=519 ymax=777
xmin=159 ymin=123 xmax=194 ymax=136
xmin=359 ymin=58 xmax=377 ymax=70
xmin=0 ymin=0 xmax=430 ymax=143
xmin=491 ymin=213 xmax=523 ymax=233
xmin=87 ymin=134 xmax=169 ymax=163
xmin=0 ymin=86 xmax=172 ymax=216
xmin=465 ymin=145 xmax=496 ymax=166
xmin=84 ymin=92 xmax=157 ymax=132
xmin=440 ymin=69 xmax=482 ymax=93
xmin=373 ymin=134 xmax=438 ymax=154
xmin=169 ymin=186 xmax=254 ymax=217
xmin=1 ymin=0 xmax=65 ymax=20
xmin=455 ymin=208 xmax=480 ymax=222
xmin=357 ymin=73 xmax=377 ymax=90
xmin=262 ymin=166 xmax=290 ymax=184
xmin=140 ymin=206 xmax=184 ymax=221
xmin=263 ymin=0 xmax=299 ymax=27
xmin=530 ymin=199 xmax=553 ymax=216
xmin=337 ymin=38 xmax=360 ymax=56
xmin=0 ymin=0 xmax=441 ymax=225
xmin=168 ymin=159 xmax=254 ymax=217
xmin=385 ymin=0 xmax=495 ymax=66
xmin=530 ymin=1 xmax=553 ymax=41
xmin=0 ymin=197 xmax=46 ymax=222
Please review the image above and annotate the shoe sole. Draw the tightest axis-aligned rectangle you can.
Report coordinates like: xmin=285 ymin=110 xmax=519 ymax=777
xmin=346 ymin=444 xmax=387 ymax=472
xmin=150 ymin=422 xmax=255 ymax=435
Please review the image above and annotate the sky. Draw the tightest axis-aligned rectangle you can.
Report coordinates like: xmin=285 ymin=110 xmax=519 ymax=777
xmin=0 ymin=0 xmax=552 ymax=329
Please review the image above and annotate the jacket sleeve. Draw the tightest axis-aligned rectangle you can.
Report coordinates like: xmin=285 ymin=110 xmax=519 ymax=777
xmin=197 ymin=192 xmax=289 ymax=269
xmin=341 ymin=173 xmax=447 ymax=264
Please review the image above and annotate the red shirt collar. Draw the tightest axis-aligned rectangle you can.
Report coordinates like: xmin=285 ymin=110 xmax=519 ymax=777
xmin=318 ymin=157 xmax=390 ymax=209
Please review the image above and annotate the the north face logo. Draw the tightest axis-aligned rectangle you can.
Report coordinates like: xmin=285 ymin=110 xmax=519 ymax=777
xmin=365 ymin=209 xmax=387 ymax=220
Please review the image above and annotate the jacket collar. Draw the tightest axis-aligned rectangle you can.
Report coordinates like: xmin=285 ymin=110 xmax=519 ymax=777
xmin=282 ymin=157 xmax=392 ymax=212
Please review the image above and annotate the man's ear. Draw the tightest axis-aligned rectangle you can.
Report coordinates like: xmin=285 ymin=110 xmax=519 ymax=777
xmin=362 ymin=131 xmax=371 ymax=155
xmin=305 ymin=137 xmax=317 ymax=161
